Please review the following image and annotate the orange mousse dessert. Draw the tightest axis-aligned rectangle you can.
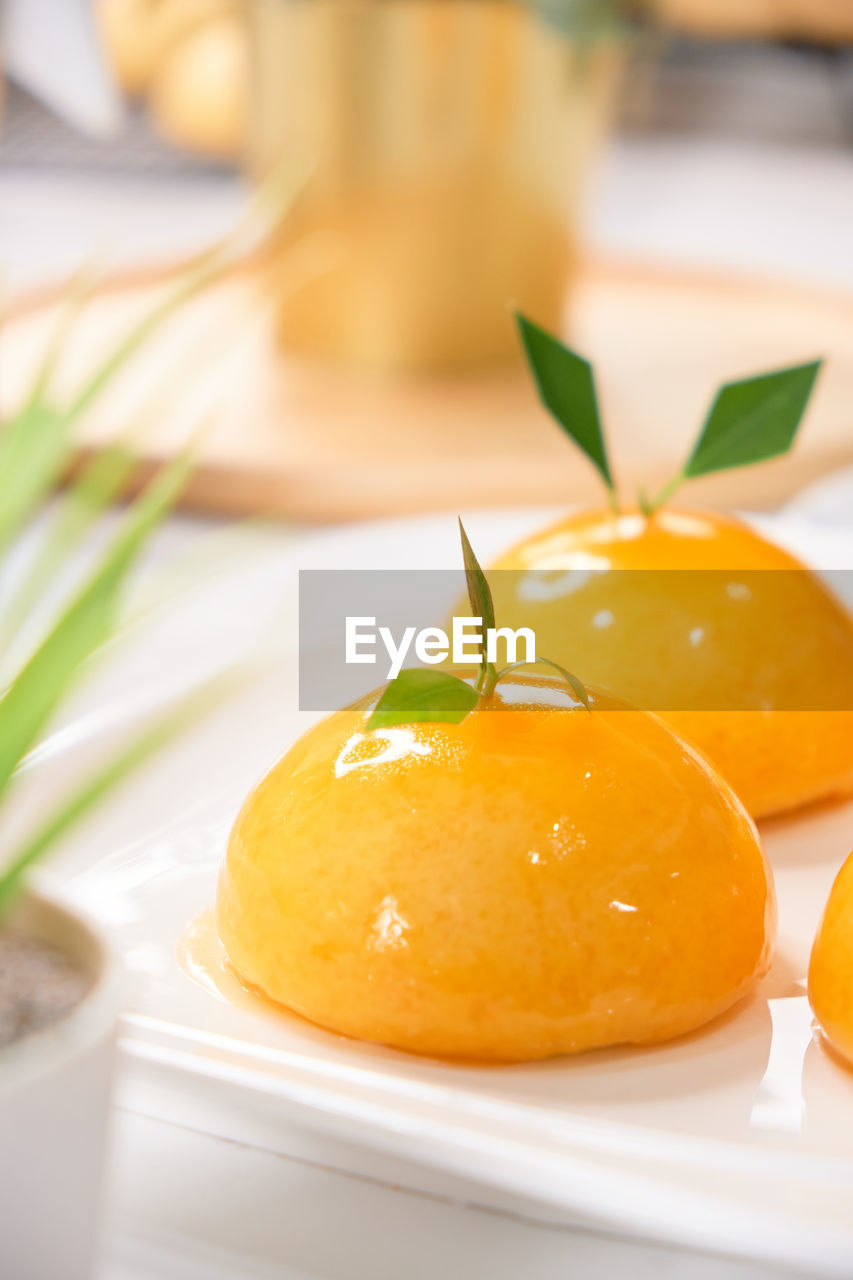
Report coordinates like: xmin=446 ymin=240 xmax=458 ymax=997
xmin=500 ymin=314 xmax=853 ymax=820
xmin=489 ymin=506 xmax=853 ymax=820
xmin=217 ymin=675 xmax=775 ymax=1062
xmin=809 ymin=851 xmax=853 ymax=1069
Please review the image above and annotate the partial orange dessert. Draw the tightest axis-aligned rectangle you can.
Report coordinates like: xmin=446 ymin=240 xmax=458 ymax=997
xmin=218 ymin=673 xmax=775 ymax=1062
xmin=494 ymin=315 xmax=853 ymax=820
xmin=489 ymin=505 xmax=853 ymax=820
xmin=809 ymin=851 xmax=853 ymax=1069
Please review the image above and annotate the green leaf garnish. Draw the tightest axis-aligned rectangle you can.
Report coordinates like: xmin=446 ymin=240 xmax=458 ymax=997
xmin=367 ymin=668 xmax=479 ymax=730
xmin=646 ymin=359 xmax=822 ymax=512
xmin=514 ymin=313 xmax=823 ymax=516
xmin=365 ymin=521 xmax=593 ymax=730
xmin=496 ymin=658 xmax=590 ymax=710
xmin=685 ymin=360 xmax=822 ymax=478
xmin=458 ymin=518 xmax=499 ymax=693
xmin=516 ymin=311 xmax=615 ymax=503
xmin=458 ymin=517 xmax=495 ymax=637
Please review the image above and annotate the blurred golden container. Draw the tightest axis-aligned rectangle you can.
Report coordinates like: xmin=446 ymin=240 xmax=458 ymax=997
xmin=248 ymin=0 xmax=621 ymax=372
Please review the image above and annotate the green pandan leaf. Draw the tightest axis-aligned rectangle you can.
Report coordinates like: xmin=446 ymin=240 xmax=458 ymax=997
xmin=0 ymin=452 xmax=191 ymax=798
xmin=1 ymin=441 xmax=136 ymax=642
xmin=0 ymin=175 xmax=312 ymax=910
xmin=685 ymin=359 xmax=822 ymax=479
xmin=516 ymin=312 xmax=614 ymax=495
xmin=0 ymin=670 xmax=244 ymax=916
xmin=0 ymin=404 xmax=73 ymax=555
xmin=367 ymin=668 xmax=479 ymax=731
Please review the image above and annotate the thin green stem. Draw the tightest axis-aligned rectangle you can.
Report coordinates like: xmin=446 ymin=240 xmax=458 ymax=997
xmin=475 ymin=659 xmax=499 ymax=698
xmin=496 ymin=657 xmax=590 ymax=710
xmin=481 ymin=661 xmax=499 ymax=697
xmin=643 ymin=468 xmax=686 ymax=517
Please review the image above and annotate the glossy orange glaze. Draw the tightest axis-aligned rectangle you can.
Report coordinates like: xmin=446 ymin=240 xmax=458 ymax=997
xmin=809 ymin=851 xmax=853 ymax=1068
xmin=489 ymin=507 xmax=853 ymax=819
xmin=218 ymin=676 xmax=775 ymax=1062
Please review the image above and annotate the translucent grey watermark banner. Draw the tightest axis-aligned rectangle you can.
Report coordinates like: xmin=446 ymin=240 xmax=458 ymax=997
xmin=298 ymin=568 xmax=853 ymax=712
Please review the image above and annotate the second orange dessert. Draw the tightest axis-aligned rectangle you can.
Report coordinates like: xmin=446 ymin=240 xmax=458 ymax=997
xmin=489 ymin=506 xmax=853 ymax=820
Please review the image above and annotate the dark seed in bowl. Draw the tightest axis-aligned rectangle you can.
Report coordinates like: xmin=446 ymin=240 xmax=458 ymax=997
xmin=0 ymin=934 xmax=92 ymax=1049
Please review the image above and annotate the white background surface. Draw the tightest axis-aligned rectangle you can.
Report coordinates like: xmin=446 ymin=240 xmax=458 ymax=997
xmin=3 ymin=112 xmax=852 ymax=1278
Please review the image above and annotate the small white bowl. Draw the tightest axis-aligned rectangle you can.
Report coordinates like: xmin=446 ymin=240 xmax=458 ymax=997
xmin=0 ymin=890 xmax=122 ymax=1280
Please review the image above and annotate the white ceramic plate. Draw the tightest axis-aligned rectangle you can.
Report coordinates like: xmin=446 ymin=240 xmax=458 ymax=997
xmin=31 ymin=508 xmax=853 ymax=1277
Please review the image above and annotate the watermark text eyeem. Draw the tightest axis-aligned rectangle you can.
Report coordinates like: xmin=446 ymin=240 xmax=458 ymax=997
xmin=345 ymin=616 xmax=536 ymax=679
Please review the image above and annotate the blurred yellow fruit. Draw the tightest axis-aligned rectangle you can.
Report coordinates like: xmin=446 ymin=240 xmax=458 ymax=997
xmin=97 ymin=0 xmax=233 ymax=96
xmin=97 ymin=0 xmax=159 ymax=94
xmin=488 ymin=507 xmax=853 ymax=820
xmin=149 ymin=12 xmax=247 ymax=157
xmin=809 ymin=851 xmax=853 ymax=1069
xmin=218 ymin=676 xmax=774 ymax=1062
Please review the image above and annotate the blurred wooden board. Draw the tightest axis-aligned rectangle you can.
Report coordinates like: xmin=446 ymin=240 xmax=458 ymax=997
xmin=3 ymin=256 xmax=853 ymax=522
xmin=655 ymin=0 xmax=853 ymax=42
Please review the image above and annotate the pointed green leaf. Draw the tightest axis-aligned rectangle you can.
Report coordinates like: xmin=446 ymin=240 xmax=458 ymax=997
xmin=0 ymin=453 xmax=190 ymax=797
xmin=367 ymin=668 xmax=479 ymax=730
xmin=0 ymin=248 xmax=217 ymax=557
xmin=458 ymin=518 xmax=495 ymax=651
xmin=0 ymin=404 xmax=74 ymax=554
xmin=685 ymin=360 xmax=822 ymax=479
xmin=23 ymin=264 xmax=99 ymax=411
xmin=516 ymin=312 xmax=614 ymax=491
xmin=1 ymin=442 xmax=136 ymax=640
xmin=0 ymin=670 xmax=245 ymax=916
